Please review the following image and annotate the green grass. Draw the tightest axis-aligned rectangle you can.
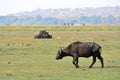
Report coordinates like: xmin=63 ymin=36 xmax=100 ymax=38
xmin=0 ymin=26 xmax=120 ymax=80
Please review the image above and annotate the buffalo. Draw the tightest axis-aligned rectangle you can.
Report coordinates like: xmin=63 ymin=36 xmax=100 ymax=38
xmin=34 ymin=30 xmax=52 ymax=39
xmin=56 ymin=41 xmax=104 ymax=68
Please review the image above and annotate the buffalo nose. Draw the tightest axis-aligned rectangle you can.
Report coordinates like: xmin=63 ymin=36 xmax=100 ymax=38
xmin=56 ymin=57 xmax=58 ymax=60
xmin=56 ymin=56 xmax=59 ymax=60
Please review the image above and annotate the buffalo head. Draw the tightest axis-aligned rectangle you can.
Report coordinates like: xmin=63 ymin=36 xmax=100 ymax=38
xmin=56 ymin=49 xmax=65 ymax=60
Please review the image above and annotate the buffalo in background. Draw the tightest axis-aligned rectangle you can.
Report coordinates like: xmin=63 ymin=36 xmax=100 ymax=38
xmin=34 ymin=30 xmax=52 ymax=39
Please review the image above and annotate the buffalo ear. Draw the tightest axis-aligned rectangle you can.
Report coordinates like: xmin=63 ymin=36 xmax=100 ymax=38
xmin=59 ymin=47 xmax=64 ymax=50
xmin=59 ymin=47 xmax=66 ymax=53
xmin=58 ymin=49 xmax=64 ymax=55
xmin=61 ymin=49 xmax=66 ymax=53
xmin=58 ymin=49 xmax=62 ymax=55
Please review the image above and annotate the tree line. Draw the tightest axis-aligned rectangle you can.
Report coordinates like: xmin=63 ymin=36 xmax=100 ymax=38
xmin=0 ymin=15 xmax=120 ymax=26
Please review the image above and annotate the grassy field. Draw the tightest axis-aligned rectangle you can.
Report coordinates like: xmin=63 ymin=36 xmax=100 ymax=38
xmin=0 ymin=26 xmax=120 ymax=80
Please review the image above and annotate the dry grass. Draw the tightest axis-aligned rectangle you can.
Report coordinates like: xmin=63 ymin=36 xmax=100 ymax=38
xmin=0 ymin=26 xmax=120 ymax=80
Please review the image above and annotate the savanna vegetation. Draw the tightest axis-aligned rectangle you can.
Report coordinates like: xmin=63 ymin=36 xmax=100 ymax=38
xmin=0 ymin=26 xmax=120 ymax=80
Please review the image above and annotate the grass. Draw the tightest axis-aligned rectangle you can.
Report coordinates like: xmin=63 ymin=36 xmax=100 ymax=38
xmin=0 ymin=26 xmax=120 ymax=80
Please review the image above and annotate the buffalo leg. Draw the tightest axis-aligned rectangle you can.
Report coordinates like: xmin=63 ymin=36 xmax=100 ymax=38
xmin=89 ymin=56 xmax=96 ymax=68
xmin=98 ymin=55 xmax=104 ymax=68
xmin=72 ymin=55 xmax=79 ymax=68
xmin=75 ymin=57 xmax=79 ymax=68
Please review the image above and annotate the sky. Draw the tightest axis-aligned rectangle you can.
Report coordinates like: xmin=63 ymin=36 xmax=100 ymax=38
xmin=0 ymin=0 xmax=120 ymax=15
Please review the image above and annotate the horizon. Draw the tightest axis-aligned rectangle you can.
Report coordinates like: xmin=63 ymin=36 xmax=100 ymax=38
xmin=0 ymin=0 xmax=120 ymax=16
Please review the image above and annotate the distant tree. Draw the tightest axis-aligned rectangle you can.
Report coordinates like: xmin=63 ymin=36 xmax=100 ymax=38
xmin=71 ymin=23 xmax=74 ymax=26
xmin=67 ymin=23 xmax=70 ymax=26
xmin=106 ymin=15 xmax=115 ymax=24
xmin=82 ymin=23 xmax=86 ymax=26
xmin=63 ymin=23 xmax=66 ymax=26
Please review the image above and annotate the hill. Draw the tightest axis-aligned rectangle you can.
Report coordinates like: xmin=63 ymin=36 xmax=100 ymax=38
xmin=0 ymin=6 xmax=120 ymax=26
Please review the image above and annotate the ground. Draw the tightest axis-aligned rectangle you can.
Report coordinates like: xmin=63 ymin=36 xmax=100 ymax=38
xmin=0 ymin=26 xmax=120 ymax=80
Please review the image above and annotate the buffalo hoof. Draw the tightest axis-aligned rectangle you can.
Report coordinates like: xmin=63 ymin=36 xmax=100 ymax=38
xmin=75 ymin=65 xmax=80 ymax=68
xmin=89 ymin=66 xmax=92 ymax=68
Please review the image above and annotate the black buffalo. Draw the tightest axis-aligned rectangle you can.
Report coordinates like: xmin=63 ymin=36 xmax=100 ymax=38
xmin=56 ymin=41 xmax=104 ymax=68
xmin=34 ymin=30 xmax=52 ymax=39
